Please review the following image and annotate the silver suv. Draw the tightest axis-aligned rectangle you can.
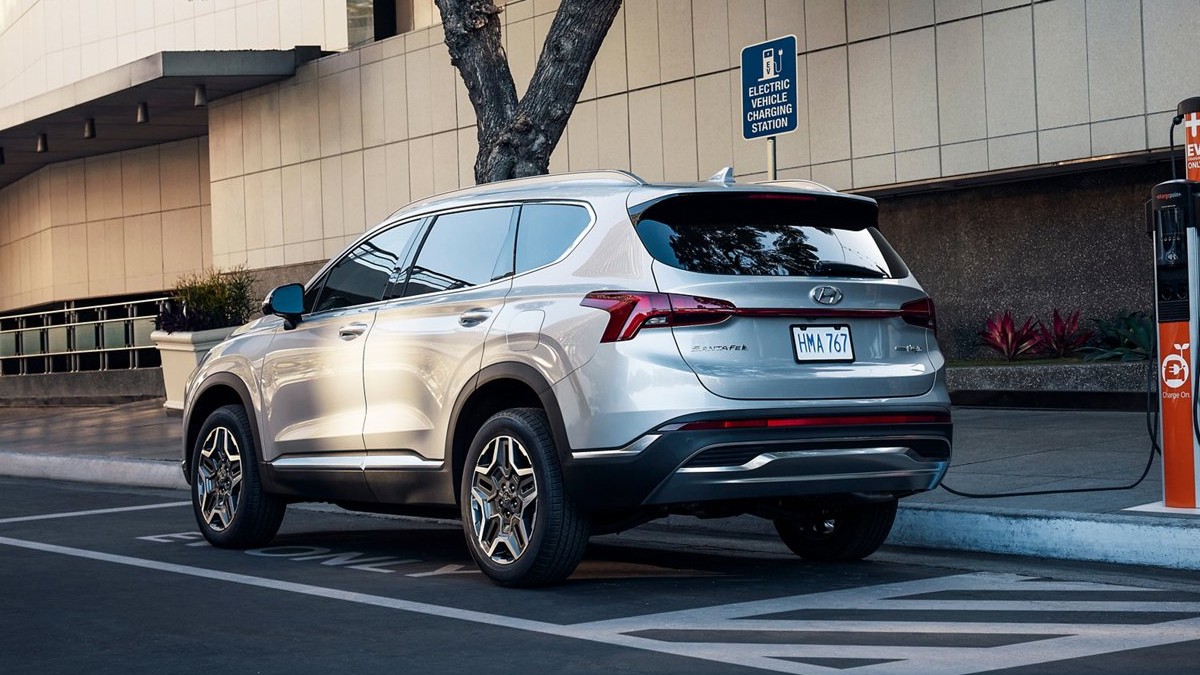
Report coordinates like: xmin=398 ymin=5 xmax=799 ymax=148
xmin=181 ymin=170 xmax=952 ymax=586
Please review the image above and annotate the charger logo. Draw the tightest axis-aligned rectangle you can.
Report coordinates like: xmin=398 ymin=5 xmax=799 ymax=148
xmin=1162 ymin=342 xmax=1190 ymax=390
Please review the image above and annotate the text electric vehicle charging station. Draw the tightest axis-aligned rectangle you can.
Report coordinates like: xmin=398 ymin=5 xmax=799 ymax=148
xmin=1149 ymin=96 xmax=1200 ymax=510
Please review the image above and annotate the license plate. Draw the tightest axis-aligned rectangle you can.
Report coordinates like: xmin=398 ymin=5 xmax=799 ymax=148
xmin=792 ymin=325 xmax=854 ymax=362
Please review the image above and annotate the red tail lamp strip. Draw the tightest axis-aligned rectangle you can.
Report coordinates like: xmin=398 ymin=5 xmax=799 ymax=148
xmin=581 ymin=291 xmax=938 ymax=342
xmin=665 ymin=413 xmax=952 ymax=432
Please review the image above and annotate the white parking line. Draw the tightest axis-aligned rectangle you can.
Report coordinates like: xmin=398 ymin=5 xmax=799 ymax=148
xmin=0 ymin=535 xmax=563 ymax=630
xmin=0 ymin=501 xmax=189 ymax=524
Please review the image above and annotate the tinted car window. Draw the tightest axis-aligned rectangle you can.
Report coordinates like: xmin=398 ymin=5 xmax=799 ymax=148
xmin=515 ymin=204 xmax=590 ymax=274
xmin=311 ymin=219 xmax=423 ymax=312
xmin=400 ymin=207 xmax=516 ymax=297
xmin=633 ymin=193 xmax=907 ymax=279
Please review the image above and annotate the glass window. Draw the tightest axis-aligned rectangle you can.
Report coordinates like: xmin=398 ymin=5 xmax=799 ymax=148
xmin=400 ymin=207 xmax=516 ymax=298
xmin=311 ymin=219 xmax=424 ymax=313
xmin=515 ymin=204 xmax=591 ymax=274
xmin=633 ymin=193 xmax=908 ymax=279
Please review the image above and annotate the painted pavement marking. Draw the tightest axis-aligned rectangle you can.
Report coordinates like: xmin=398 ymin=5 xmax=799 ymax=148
xmin=0 ymin=533 xmax=1198 ymax=674
xmin=0 ymin=501 xmax=189 ymax=524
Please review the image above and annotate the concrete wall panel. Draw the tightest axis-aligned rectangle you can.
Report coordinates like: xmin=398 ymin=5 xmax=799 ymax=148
xmin=1034 ymin=0 xmax=1089 ymax=129
xmin=936 ymin=18 xmax=986 ymax=144
xmin=1085 ymin=0 xmax=1144 ymax=122
xmin=891 ymin=28 xmax=939 ymax=152
xmin=808 ymin=47 xmax=850 ymax=164
xmin=849 ymin=38 xmax=894 ymax=158
xmin=983 ymin=7 xmax=1035 ymax=137
xmin=805 ymin=0 xmax=846 ymax=51
xmin=890 ymin=0 xmax=935 ymax=32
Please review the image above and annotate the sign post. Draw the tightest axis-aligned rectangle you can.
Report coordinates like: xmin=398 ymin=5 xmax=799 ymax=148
xmin=741 ymin=35 xmax=798 ymax=180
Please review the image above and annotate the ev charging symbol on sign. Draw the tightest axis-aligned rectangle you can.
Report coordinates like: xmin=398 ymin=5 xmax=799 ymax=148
xmin=1162 ymin=342 xmax=1190 ymax=389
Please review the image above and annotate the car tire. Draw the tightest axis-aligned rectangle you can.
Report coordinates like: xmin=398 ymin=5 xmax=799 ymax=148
xmin=190 ymin=404 xmax=285 ymax=548
xmin=773 ymin=500 xmax=898 ymax=562
xmin=460 ymin=408 xmax=590 ymax=587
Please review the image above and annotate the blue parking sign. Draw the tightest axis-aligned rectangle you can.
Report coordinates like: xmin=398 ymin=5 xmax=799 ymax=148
xmin=741 ymin=35 xmax=798 ymax=140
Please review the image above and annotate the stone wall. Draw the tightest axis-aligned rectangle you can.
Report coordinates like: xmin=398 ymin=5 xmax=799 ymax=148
xmin=879 ymin=163 xmax=1165 ymax=360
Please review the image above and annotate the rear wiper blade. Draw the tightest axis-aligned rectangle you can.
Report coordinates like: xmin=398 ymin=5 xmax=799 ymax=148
xmin=813 ymin=261 xmax=888 ymax=278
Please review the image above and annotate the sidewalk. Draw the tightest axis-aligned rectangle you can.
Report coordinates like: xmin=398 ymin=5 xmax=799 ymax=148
xmin=1 ymin=401 xmax=1197 ymax=570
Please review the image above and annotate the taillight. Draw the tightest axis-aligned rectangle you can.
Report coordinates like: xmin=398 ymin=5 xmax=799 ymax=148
xmin=901 ymin=297 xmax=937 ymax=335
xmin=581 ymin=292 xmax=735 ymax=342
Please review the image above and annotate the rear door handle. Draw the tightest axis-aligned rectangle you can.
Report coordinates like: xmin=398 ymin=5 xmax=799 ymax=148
xmin=458 ymin=308 xmax=492 ymax=327
xmin=338 ymin=322 xmax=369 ymax=340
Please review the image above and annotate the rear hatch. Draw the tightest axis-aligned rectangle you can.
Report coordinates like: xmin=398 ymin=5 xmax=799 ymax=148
xmin=631 ymin=190 xmax=937 ymax=401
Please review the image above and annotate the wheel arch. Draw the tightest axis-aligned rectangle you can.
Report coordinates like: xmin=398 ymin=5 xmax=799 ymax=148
xmin=447 ymin=362 xmax=570 ymax=504
xmin=183 ymin=373 xmax=263 ymax=484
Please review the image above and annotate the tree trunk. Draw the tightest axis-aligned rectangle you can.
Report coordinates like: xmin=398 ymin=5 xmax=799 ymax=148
xmin=435 ymin=0 xmax=623 ymax=184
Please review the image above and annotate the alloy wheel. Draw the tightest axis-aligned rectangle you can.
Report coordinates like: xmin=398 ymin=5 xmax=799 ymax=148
xmin=468 ymin=434 xmax=539 ymax=565
xmin=195 ymin=425 xmax=244 ymax=532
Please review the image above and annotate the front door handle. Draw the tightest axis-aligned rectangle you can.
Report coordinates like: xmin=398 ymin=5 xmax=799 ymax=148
xmin=338 ymin=322 xmax=368 ymax=340
xmin=458 ymin=308 xmax=492 ymax=327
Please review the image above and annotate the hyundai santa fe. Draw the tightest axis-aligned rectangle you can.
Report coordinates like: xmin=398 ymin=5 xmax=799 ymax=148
xmin=181 ymin=169 xmax=952 ymax=586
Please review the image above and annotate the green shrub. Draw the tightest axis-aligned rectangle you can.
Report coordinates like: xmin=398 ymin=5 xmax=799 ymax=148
xmin=1081 ymin=310 xmax=1153 ymax=361
xmin=155 ymin=267 xmax=258 ymax=333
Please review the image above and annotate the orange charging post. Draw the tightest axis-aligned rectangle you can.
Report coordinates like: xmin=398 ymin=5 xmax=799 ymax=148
xmin=1151 ymin=97 xmax=1200 ymax=509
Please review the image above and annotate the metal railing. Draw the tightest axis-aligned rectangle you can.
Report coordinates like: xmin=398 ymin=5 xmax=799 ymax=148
xmin=0 ymin=296 xmax=167 ymax=376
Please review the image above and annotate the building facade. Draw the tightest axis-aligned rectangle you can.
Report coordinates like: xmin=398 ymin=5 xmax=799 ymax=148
xmin=1 ymin=0 xmax=1198 ymax=371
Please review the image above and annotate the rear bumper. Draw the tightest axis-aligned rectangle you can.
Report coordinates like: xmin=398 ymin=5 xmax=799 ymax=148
xmin=561 ymin=409 xmax=951 ymax=513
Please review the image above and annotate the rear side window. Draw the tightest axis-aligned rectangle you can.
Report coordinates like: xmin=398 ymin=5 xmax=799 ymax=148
xmin=633 ymin=193 xmax=908 ymax=279
xmin=515 ymin=203 xmax=590 ymax=274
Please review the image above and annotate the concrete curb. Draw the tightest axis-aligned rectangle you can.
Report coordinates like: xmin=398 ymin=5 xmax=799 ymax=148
xmin=0 ymin=452 xmax=186 ymax=490
xmin=4 ymin=452 xmax=1198 ymax=572
xmin=890 ymin=503 xmax=1200 ymax=571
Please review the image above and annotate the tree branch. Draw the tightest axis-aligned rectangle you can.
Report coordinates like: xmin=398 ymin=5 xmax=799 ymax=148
xmin=434 ymin=0 xmax=519 ymax=178
xmin=487 ymin=0 xmax=623 ymax=182
xmin=437 ymin=0 xmax=623 ymax=183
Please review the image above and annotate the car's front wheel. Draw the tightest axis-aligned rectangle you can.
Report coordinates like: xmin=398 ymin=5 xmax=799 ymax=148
xmin=460 ymin=408 xmax=589 ymax=587
xmin=190 ymin=404 xmax=285 ymax=548
xmin=773 ymin=500 xmax=898 ymax=562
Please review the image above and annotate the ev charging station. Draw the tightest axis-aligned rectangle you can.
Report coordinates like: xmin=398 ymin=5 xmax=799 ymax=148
xmin=1149 ymin=96 xmax=1200 ymax=510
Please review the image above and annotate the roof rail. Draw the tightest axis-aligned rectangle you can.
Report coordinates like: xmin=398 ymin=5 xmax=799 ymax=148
xmin=385 ymin=170 xmax=647 ymax=222
xmin=430 ymin=170 xmax=646 ymax=200
xmin=754 ymin=179 xmax=836 ymax=193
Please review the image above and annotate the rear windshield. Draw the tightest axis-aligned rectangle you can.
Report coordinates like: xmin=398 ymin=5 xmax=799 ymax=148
xmin=633 ymin=193 xmax=908 ymax=279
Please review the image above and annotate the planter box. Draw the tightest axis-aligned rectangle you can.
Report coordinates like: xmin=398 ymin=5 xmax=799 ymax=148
xmin=946 ymin=361 xmax=1153 ymax=410
xmin=151 ymin=327 xmax=236 ymax=412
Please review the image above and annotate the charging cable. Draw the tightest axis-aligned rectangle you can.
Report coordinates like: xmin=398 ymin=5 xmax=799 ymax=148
xmin=939 ymin=302 xmax=1162 ymax=499
xmin=937 ymin=368 xmax=1159 ymax=499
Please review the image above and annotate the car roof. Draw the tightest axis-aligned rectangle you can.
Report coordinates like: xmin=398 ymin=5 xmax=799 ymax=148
xmin=381 ymin=169 xmax=875 ymax=223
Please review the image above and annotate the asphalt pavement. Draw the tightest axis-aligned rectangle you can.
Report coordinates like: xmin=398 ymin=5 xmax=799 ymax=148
xmin=1 ymin=400 xmax=1197 ymax=571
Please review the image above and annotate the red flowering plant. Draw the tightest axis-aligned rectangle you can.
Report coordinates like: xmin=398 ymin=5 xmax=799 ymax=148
xmin=1035 ymin=309 xmax=1093 ymax=358
xmin=979 ymin=310 xmax=1043 ymax=361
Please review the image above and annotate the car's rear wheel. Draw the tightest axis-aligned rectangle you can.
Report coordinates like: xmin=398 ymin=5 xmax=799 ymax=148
xmin=773 ymin=500 xmax=897 ymax=562
xmin=191 ymin=404 xmax=285 ymax=548
xmin=460 ymin=408 xmax=589 ymax=587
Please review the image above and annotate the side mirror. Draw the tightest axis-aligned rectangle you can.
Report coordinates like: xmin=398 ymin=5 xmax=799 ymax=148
xmin=263 ymin=283 xmax=304 ymax=328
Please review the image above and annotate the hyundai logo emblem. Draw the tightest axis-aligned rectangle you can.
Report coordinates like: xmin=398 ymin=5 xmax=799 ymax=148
xmin=811 ymin=285 xmax=844 ymax=305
